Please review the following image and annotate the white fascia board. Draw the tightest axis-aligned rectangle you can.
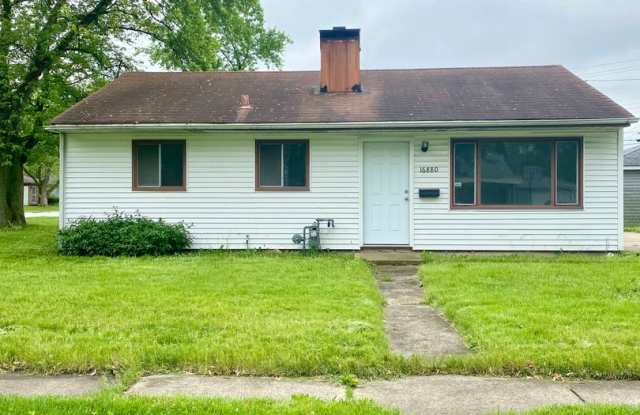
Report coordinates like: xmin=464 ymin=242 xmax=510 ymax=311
xmin=46 ymin=117 xmax=638 ymax=133
xmin=625 ymin=166 xmax=640 ymax=170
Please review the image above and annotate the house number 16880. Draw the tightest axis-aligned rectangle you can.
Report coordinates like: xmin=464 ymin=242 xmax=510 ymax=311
xmin=419 ymin=166 xmax=439 ymax=174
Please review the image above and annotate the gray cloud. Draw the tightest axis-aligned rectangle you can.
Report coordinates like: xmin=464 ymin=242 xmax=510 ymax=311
xmin=263 ymin=0 xmax=640 ymax=145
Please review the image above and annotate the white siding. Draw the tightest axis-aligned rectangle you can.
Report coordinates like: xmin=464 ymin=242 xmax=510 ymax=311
xmin=62 ymin=126 xmax=623 ymax=251
xmin=63 ymin=131 xmax=361 ymax=249
xmin=412 ymin=127 xmax=622 ymax=251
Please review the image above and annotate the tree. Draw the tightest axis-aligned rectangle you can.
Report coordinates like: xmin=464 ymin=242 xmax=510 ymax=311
xmin=0 ymin=0 xmax=288 ymax=227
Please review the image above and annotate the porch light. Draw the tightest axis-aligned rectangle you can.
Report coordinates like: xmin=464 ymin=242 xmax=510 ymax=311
xmin=421 ymin=141 xmax=429 ymax=152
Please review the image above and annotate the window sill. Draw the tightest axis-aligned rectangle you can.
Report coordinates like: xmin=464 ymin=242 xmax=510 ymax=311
xmin=451 ymin=204 xmax=583 ymax=210
xmin=255 ymin=186 xmax=310 ymax=192
xmin=132 ymin=186 xmax=186 ymax=192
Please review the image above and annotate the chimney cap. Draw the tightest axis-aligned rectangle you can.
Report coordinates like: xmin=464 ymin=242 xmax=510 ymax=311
xmin=319 ymin=27 xmax=360 ymax=41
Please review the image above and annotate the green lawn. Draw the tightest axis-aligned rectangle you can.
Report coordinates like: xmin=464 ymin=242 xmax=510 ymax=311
xmin=502 ymin=404 xmax=640 ymax=414
xmin=625 ymin=226 xmax=640 ymax=233
xmin=24 ymin=203 xmax=58 ymax=213
xmin=0 ymin=395 xmax=398 ymax=415
xmin=4 ymin=218 xmax=640 ymax=382
xmin=421 ymin=253 xmax=640 ymax=379
xmin=0 ymin=218 xmax=393 ymax=378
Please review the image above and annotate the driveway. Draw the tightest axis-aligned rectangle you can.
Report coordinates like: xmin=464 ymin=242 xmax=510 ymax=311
xmin=625 ymin=232 xmax=640 ymax=252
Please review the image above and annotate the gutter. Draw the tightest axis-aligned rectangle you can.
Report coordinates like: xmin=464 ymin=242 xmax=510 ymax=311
xmin=46 ymin=117 xmax=638 ymax=132
xmin=625 ymin=166 xmax=640 ymax=171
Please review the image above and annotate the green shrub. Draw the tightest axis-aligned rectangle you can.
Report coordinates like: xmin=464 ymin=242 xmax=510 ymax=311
xmin=58 ymin=210 xmax=191 ymax=256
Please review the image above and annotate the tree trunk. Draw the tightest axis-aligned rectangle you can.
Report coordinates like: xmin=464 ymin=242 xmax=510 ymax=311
xmin=37 ymin=178 xmax=49 ymax=206
xmin=0 ymin=158 xmax=26 ymax=227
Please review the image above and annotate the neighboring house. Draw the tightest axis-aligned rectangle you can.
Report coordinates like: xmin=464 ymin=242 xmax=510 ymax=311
xmin=23 ymin=174 xmax=59 ymax=206
xmin=23 ymin=175 xmax=38 ymax=206
xmin=48 ymin=27 xmax=637 ymax=251
xmin=625 ymin=145 xmax=640 ymax=225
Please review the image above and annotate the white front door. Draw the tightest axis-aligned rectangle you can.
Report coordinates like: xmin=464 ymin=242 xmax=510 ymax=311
xmin=363 ymin=142 xmax=410 ymax=245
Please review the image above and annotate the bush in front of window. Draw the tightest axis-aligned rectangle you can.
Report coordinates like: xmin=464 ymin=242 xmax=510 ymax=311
xmin=58 ymin=210 xmax=191 ymax=256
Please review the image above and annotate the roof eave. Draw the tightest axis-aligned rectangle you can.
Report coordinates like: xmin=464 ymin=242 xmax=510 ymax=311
xmin=46 ymin=117 xmax=638 ymax=133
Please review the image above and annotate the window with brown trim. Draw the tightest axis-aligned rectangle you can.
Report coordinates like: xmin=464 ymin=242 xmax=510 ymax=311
xmin=255 ymin=140 xmax=309 ymax=191
xmin=132 ymin=140 xmax=186 ymax=191
xmin=451 ymin=138 xmax=582 ymax=209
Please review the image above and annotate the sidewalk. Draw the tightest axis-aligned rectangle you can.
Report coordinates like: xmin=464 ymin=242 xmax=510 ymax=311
xmin=25 ymin=211 xmax=59 ymax=218
xmin=3 ymin=373 xmax=639 ymax=415
xmin=128 ymin=375 xmax=640 ymax=415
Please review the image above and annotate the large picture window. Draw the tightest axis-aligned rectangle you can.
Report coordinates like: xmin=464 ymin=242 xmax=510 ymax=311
xmin=451 ymin=138 xmax=582 ymax=208
xmin=256 ymin=140 xmax=309 ymax=190
xmin=132 ymin=140 xmax=186 ymax=191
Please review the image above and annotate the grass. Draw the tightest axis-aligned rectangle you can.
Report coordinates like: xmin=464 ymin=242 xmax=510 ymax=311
xmin=421 ymin=252 xmax=640 ymax=379
xmin=501 ymin=404 xmax=640 ymax=414
xmin=625 ymin=226 xmax=640 ymax=233
xmin=0 ymin=218 xmax=395 ymax=378
xmin=24 ymin=202 xmax=58 ymax=213
xmin=4 ymin=218 xmax=640 ymax=382
xmin=0 ymin=395 xmax=398 ymax=415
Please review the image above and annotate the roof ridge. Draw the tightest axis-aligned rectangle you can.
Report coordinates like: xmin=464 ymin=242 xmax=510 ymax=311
xmin=119 ymin=65 xmax=566 ymax=76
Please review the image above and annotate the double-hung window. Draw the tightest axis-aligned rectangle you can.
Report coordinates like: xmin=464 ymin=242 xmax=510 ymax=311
xmin=133 ymin=140 xmax=186 ymax=191
xmin=256 ymin=140 xmax=309 ymax=190
xmin=451 ymin=138 xmax=582 ymax=208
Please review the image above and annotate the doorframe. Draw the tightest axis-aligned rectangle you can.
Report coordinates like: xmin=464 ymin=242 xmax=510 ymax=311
xmin=358 ymin=135 xmax=415 ymax=248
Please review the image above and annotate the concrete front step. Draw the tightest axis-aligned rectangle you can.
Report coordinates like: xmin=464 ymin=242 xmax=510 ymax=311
xmin=357 ymin=249 xmax=423 ymax=265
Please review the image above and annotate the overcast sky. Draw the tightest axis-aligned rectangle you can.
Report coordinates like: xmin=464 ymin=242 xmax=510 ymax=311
xmin=262 ymin=0 xmax=640 ymax=147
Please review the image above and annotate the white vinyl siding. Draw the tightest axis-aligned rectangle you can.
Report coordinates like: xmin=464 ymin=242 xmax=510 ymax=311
xmin=413 ymin=127 xmax=622 ymax=251
xmin=61 ymin=126 xmax=623 ymax=251
xmin=62 ymin=131 xmax=360 ymax=250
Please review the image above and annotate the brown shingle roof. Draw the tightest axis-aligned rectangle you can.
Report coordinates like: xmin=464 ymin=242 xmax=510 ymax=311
xmin=51 ymin=65 xmax=634 ymax=125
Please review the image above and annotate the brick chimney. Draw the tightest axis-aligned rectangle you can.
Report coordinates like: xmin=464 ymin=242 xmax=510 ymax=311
xmin=319 ymin=27 xmax=361 ymax=93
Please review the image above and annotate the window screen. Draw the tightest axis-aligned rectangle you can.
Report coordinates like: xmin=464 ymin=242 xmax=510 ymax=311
xmin=137 ymin=144 xmax=160 ymax=187
xmin=259 ymin=143 xmax=282 ymax=186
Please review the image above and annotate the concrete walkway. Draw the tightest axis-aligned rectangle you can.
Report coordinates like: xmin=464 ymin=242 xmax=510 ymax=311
xmin=375 ymin=264 xmax=468 ymax=357
xmin=625 ymin=232 xmax=640 ymax=252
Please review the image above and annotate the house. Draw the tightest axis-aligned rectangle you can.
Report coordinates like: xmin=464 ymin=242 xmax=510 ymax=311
xmin=22 ymin=174 xmax=59 ymax=206
xmin=48 ymin=27 xmax=637 ymax=251
xmin=23 ymin=175 xmax=38 ymax=206
xmin=625 ymin=145 xmax=640 ymax=226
